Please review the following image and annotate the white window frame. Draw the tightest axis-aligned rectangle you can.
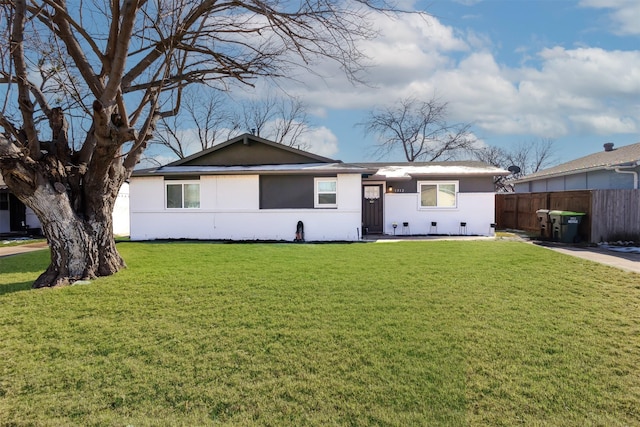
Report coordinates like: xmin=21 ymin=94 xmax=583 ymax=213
xmin=165 ymin=181 xmax=201 ymax=209
xmin=314 ymin=177 xmax=338 ymax=208
xmin=417 ymin=180 xmax=458 ymax=209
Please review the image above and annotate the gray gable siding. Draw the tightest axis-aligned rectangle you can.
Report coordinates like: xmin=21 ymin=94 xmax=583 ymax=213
xmin=515 ymin=167 xmax=639 ymax=193
xmin=182 ymin=141 xmax=323 ymax=166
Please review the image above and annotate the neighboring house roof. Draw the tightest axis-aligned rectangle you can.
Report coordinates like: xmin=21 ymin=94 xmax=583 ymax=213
xmin=514 ymin=142 xmax=640 ymax=183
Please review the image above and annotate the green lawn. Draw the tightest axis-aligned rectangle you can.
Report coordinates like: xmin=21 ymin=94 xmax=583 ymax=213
xmin=1 ymin=240 xmax=639 ymax=426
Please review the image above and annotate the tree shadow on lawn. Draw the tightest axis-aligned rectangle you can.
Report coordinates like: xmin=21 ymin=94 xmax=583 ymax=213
xmin=0 ymin=252 xmax=49 ymax=295
xmin=0 ymin=281 xmax=34 ymax=295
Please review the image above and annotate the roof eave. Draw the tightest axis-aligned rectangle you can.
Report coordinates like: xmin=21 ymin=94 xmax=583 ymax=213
xmin=131 ymin=165 xmax=374 ymax=178
xmin=514 ymin=162 xmax=639 ymax=183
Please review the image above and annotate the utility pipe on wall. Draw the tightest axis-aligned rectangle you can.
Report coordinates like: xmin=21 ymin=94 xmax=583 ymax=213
xmin=606 ymin=163 xmax=639 ymax=189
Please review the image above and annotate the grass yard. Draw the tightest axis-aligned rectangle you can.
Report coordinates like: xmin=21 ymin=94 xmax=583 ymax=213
xmin=1 ymin=240 xmax=640 ymax=426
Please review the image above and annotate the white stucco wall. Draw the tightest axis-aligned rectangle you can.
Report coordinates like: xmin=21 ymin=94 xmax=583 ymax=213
xmin=129 ymin=173 xmax=362 ymax=241
xmin=113 ymin=183 xmax=130 ymax=236
xmin=383 ymin=192 xmax=497 ymax=236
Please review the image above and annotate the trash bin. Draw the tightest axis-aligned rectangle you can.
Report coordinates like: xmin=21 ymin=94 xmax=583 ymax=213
xmin=535 ymin=209 xmax=550 ymax=239
xmin=548 ymin=210 xmax=586 ymax=243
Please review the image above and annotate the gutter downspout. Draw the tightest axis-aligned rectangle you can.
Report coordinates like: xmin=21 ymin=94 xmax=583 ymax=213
xmin=606 ymin=163 xmax=639 ymax=189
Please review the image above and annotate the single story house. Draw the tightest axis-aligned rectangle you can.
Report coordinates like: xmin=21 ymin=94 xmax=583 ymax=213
xmin=0 ymin=175 xmax=130 ymax=237
xmin=130 ymin=134 xmax=509 ymax=241
xmin=513 ymin=142 xmax=640 ymax=192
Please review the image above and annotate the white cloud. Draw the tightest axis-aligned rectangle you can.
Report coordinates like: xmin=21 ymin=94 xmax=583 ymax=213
xmin=234 ymin=6 xmax=640 ymax=152
xmin=304 ymin=29 xmax=639 ymax=139
xmin=296 ymin=127 xmax=339 ymax=158
xmin=278 ymin=11 xmax=470 ymax=109
xmin=579 ymin=0 xmax=640 ymax=35
xmin=569 ymin=114 xmax=637 ymax=134
xmin=453 ymin=0 xmax=482 ymax=5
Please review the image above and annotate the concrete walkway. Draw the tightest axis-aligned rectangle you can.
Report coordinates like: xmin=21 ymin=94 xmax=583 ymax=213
xmin=0 ymin=241 xmax=49 ymax=258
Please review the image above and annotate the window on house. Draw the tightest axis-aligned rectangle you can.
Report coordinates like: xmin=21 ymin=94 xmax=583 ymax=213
xmin=315 ymin=178 xmax=337 ymax=208
xmin=166 ymin=182 xmax=200 ymax=209
xmin=0 ymin=193 xmax=8 ymax=210
xmin=418 ymin=181 xmax=458 ymax=208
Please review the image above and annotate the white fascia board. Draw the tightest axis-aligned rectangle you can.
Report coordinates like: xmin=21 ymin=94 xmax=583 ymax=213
xmin=371 ymin=165 xmax=510 ymax=179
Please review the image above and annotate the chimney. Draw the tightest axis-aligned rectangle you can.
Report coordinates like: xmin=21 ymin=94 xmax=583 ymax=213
xmin=604 ymin=142 xmax=615 ymax=152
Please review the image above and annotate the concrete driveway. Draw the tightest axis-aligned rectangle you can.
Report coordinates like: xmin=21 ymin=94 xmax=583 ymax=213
xmin=536 ymin=242 xmax=640 ymax=274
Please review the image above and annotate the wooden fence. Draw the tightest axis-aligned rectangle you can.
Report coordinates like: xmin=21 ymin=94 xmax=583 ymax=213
xmin=495 ymin=190 xmax=640 ymax=243
xmin=591 ymin=190 xmax=640 ymax=242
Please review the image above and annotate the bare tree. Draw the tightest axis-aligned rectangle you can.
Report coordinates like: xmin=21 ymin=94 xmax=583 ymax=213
xmin=0 ymin=0 xmax=391 ymax=288
xmin=475 ymin=138 xmax=557 ymax=192
xmin=235 ymin=93 xmax=311 ymax=149
xmin=507 ymin=138 xmax=556 ymax=176
xmin=362 ymin=96 xmax=476 ymax=161
xmin=153 ymin=90 xmax=312 ymax=162
xmin=155 ymin=89 xmax=237 ymax=160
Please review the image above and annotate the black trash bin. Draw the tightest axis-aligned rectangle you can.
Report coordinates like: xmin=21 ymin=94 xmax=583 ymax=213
xmin=549 ymin=210 xmax=586 ymax=243
xmin=535 ymin=209 xmax=550 ymax=239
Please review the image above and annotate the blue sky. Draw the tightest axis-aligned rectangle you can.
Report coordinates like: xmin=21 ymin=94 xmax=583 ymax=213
xmin=153 ymin=0 xmax=639 ymax=167
xmin=240 ymin=0 xmax=640 ymax=165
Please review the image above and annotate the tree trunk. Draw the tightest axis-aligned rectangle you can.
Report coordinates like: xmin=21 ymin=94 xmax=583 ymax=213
xmin=8 ymin=176 xmax=125 ymax=289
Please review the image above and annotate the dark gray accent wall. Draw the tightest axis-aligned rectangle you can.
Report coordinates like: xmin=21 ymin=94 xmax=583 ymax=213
xmin=458 ymin=176 xmax=495 ymax=192
xmin=164 ymin=176 xmax=200 ymax=181
xmin=260 ymin=175 xmax=314 ymax=209
xmin=386 ymin=180 xmax=415 ymax=193
xmin=380 ymin=176 xmax=495 ymax=193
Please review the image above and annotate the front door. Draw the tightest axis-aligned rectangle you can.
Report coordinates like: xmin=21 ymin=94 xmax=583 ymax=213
xmin=362 ymin=184 xmax=383 ymax=234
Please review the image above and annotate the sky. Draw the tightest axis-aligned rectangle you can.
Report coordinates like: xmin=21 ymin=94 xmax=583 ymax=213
xmin=227 ymin=0 xmax=640 ymax=166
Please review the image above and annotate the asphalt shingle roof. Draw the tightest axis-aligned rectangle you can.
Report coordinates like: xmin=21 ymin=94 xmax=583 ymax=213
xmin=515 ymin=142 xmax=640 ymax=183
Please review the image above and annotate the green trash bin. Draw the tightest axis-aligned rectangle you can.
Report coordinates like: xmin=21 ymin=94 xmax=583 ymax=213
xmin=548 ymin=210 xmax=586 ymax=243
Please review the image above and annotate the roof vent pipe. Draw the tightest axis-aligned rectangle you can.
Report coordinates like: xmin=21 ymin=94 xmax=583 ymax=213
xmin=604 ymin=142 xmax=615 ymax=152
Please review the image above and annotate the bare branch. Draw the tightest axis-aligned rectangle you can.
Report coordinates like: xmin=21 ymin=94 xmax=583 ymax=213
xmin=103 ymin=0 xmax=141 ymax=102
xmin=10 ymin=0 xmax=40 ymax=156
xmin=48 ymin=0 xmax=104 ymax=96
xmin=361 ymin=96 xmax=475 ymax=162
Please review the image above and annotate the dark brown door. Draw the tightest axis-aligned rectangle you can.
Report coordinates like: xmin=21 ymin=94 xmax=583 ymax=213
xmin=362 ymin=184 xmax=383 ymax=234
